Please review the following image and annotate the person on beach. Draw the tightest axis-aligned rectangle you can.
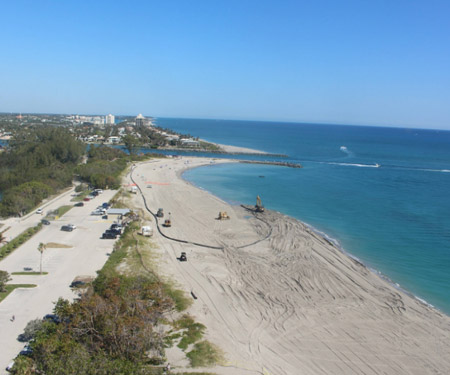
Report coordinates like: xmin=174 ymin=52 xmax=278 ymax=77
xmin=11 ymin=315 xmax=15 ymax=322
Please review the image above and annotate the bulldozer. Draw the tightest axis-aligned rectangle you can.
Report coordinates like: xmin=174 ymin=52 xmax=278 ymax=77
xmin=255 ymin=195 xmax=265 ymax=213
xmin=217 ymin=211 xmax=230 ymax=220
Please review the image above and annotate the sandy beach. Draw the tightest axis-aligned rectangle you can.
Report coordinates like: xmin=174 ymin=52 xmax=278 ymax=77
xmin=127 ymin=157 xmax=450 ymax=375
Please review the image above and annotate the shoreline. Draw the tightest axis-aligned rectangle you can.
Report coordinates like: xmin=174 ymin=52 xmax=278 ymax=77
xmin=127 ymin=156 xmax=450 ymax=374
xmin=182 ymin=164 xmax=442 ymax=315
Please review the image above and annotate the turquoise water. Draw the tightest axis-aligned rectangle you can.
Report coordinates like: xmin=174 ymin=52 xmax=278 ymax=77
xmin=156 ymin=118 xmax=450 ymax=314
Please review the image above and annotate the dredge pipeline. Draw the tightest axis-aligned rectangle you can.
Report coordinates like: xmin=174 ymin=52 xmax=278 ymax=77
xmin=129 ymin=161 xmax=273 ymax=251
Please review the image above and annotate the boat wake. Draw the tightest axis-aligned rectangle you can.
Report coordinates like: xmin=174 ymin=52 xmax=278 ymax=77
xmin=327 ymin=162 xmax=380 ymax=168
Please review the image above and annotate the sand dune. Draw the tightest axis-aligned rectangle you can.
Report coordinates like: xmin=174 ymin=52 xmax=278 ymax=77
xmin=128 ymin=157 xmax=450 ymax=375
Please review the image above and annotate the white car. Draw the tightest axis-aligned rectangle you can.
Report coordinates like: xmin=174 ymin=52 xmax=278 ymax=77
xmin=36 ymin=208 xmax=43 ymax=214
xmin=91 ymin=209 xmax=106 ymax=216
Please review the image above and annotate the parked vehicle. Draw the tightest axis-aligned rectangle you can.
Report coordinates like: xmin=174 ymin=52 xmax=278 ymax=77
xmin=74 ymin=202 xmax=84 ymax=207
xmin=106 ymin=228 xmax=121 ymax=235
xmin=41 ymin=219 xmax=50 ymax=225
xmin=6 ymin=361 xmax=15 ymax=372
xmin=111 ymin=223 xmax=122 ymax=230
xmin=91 ymin=209 xmax=106 ymax=216
xmin=36 ymin=208 xmax=43 ymax=214
xmin=102 ymin=232 xmax=117 ymax=239
xmin=94 ymin=189 xmax=103 ymax=194
xmin=61 ymin=224 xmax=76 ymax=232
xmin=44 ymin=314 xmax=61 ymax=324
xmin=20 ymin=345 xmax=33 ymax=356
xmin=70 ymin=280 xmax=86 ymax=288
xmin=157 ymin=208 xmax=164 ymax=217
xmin=83 ymin=197 xmax=90 ymax=202
xmin=141 ymin=226 xmax=153 ymax=237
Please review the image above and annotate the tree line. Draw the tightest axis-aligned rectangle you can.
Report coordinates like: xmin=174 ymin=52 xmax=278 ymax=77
xmin=0 ymin=127 xmax=85 ymax=217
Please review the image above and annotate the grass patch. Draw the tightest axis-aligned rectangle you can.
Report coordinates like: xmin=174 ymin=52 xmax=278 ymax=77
xmin=54 ymin=205 xmax=73 ymax=217
xmin=45 ymin=242 xmax=73 ymax=248
xmin=186 ymin=341 xmax=224 ymax=368
xmin=0 ymin=223 xmax=42 ymax=260
xmin=0 ymin=284 xmax=37 ymax=302
xmin=164 ymin=284 xmax=192 ymax=312
xmin=174 ymin=315 xmax=206 ymax=350
xmin=71 ymin=189 xmax=90 ymax=202
xmin=11 ymin=272 xmax=48 ymax=275
xmin=109 ymin=189 xmax=131 ymax=209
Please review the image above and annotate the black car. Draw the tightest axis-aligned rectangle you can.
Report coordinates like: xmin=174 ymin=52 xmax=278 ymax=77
xmin=61 ymin=225 xmax=73 ymax=232
xmin=19 ymin=345 xmax=33 ymax=356
xmin=107 ymin=227 xmax=122 ymax=235
xmin=44 ymin=314 xmax=61 ymax=324
xmin=70 ymin=280 xmax=86 ymax=288
xmin=41 ymin=219 xmax=50 ymax=225
xmin=102 ymin=232 xmax=117 ymax=239
xmin=74 ymin=202 xmax=84 ymax=207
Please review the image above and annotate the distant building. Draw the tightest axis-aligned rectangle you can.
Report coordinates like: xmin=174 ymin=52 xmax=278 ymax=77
xmin=135 ymin=113 xmax=151 ymax=127
xmin=108 ymin=136 xmax=121 ymax=144
xmin=105 ymin=114 xmax=115 ymax=125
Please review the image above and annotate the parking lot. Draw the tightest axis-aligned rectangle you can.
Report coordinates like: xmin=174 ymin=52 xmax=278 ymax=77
xmin=0 ymin=189 xmax=119 ymax=373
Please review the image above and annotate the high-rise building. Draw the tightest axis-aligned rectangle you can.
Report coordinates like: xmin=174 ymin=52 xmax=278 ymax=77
xmin=135 ymin=113 xmax=146 ymax=126
xmin=105 ymin=114 xmax=115 ymax=125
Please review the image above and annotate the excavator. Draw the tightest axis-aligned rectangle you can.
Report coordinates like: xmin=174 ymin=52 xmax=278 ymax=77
xmin=255 ymin=195 xmax=265 ymax=213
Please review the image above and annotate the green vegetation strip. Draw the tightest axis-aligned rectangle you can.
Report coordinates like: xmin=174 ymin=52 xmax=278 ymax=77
xmin=0 ymin=223 xmax=42 ymax=260
xmin=12 ymin=272 xmax=48 ymax=275
xmin=0 ymin=284 xmax=37 ymax=302
xmin=54 ymin=205 xmax=73 ymax=217
xmin=187 ymin=341 xmax=224 ymax=368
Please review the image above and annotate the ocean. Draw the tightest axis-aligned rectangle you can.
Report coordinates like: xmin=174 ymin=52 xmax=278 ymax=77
xmin=155 ymin=118 xmax=450 ymax=314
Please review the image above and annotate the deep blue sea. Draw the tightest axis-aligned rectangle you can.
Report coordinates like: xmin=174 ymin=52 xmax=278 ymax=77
xmin=155 ymin=118 xmax=450 ymax=314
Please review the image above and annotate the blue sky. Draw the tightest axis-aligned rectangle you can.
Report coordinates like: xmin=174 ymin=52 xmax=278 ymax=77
xmin=1 ymin=0 xmax=450 ymax=129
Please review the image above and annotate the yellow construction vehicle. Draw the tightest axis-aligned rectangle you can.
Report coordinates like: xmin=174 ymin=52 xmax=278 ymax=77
xmin=217 ymin=211 xmax=230 ymax=220
xmin=255 ymin=195 xmax=265 ymax=213
xmin=163 ymin=212 xmax=172 ymax=227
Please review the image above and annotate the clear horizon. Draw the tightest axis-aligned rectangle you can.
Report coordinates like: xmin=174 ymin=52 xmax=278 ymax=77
xmin=1 ymin=1 xmax=450 ymax=130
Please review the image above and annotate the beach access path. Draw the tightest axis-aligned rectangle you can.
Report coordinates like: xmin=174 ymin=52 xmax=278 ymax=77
xmin=0 ymin=189 xmax=118 ymax=374
xmin=128 ymin=157 xmax=450 ymax=375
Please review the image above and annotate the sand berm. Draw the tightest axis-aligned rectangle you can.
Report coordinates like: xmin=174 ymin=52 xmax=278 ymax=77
xmin=126 ymin=157 xmax=450 ymax=375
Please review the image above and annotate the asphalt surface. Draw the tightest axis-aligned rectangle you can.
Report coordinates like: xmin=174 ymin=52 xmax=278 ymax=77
xmin=0 ymin=189 xmax=118 ymax=373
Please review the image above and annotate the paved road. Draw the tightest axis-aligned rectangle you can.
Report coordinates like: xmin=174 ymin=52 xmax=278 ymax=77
xmin=0 ymin=189 xmax=119 ymax=373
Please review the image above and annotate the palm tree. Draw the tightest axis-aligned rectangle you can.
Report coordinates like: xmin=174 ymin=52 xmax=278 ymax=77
xmin=38 ymin=242 xmax=46 ymax=275
xmin=0 ymin=228 xmax=10 ymax=246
